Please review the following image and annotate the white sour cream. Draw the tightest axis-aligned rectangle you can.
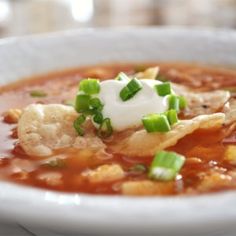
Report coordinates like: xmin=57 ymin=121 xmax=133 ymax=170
xmin=97 ymin=79 xmax=170 ymax=131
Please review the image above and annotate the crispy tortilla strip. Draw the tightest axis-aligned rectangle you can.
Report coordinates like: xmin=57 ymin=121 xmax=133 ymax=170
xmin=135 ymin=67 xmax=229 ymax=117
xmin=136 ymin=67 xmax=159 ymax=80
xmin=18 ymin=104 xmax=78 ymax=156
xmin=172 ymin=83 xmax=230 ymax=117
xmin=18 ymin=104 xmax=106 ymax=157
xmin=223 ymin=98 xmax=236 ymax=125
xmin=112 ymin=113 xmax=225 ymax=157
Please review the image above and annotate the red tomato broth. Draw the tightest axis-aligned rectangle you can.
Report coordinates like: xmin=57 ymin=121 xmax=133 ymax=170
xmin=0 ymin=63 xmax=236 ymax=196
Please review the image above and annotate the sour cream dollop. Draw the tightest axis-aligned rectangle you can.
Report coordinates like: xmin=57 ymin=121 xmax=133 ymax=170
xmin=97 ymin=79 xmax=170 ymax=131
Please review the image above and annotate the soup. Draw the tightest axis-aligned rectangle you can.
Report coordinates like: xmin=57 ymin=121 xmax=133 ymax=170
xmin=1 ymin=62 xmax=236 ymax=196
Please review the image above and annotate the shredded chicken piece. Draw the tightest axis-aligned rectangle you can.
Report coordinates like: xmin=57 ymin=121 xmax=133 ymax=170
xmin=3 ymin=108 xmax=22 ymax=124
xmin=112 ymin=113 xmax=225 ymax=157
xmin=74 ymin=136 xmax=106 ymax=151
xmin=197 ymin=172 xmax=233 ymax=192
xmin=121 ymin=180 xmax=174 ymax=196
xmin=223 ymin=145 xmax=236 ymax=165
xmin=172 ymin=83 xmax=230 ymax=117
xmin=37 ymin=172 xmax=63 ymax=186
xmin=82 ymin=164 xmax=125 ymax=183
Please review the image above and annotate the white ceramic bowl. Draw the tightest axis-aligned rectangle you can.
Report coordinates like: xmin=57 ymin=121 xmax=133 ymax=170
xmin=1 ymin=27 xmax=236 ymax=236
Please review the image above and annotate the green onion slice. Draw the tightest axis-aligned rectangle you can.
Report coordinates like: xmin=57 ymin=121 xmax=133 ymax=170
xmin=73 ymin=114 xmax=86 ymax=136
xmin=79 ymin=79 xmax=100 ymax=95
xmin=93 ymin=111 xmax=103 ymax=124
xmin=168 ymin=95 xmax=180 ymax=112
xmin=155 ymin=82 xmax=171 ymax=96
xmin=75 ymin=94 xmax=90 ymax=113
xmin=149 ymin=151 xmax=185 ymax=181
xmin=97 ymin=118 xmax=113 ymax=138
xmin=30 ymin=90 xmax=47 ymax=97
xmin=165 ymin=109 xmax=178 ymax=125
xmin=179 ymin=96 xmax=188 ymax=110
xmin=89 ymin=97 xmax=103 ymax=111
xmin=142 ymin=114 xmax=171 ymax=133
xmin=116 ymin=72 xmax=130 ymax=81
xmin=120 ymin=78 xmax=143 ymax=101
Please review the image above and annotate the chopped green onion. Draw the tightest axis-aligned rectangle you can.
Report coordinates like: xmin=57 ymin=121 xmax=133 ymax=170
xmin=76 ymin=114 xmax=86 ymax=124
xmin=89 ymin=97 xmax=103 ymax=110
xmin=155 ymin=82 xmax=171 ymax=96
xmin=119 ymin=87 xmax=130 ymax=101
xmin=30 ymin=90 xmax=47 ymax=97
xmin=155 ymin=75 xmax=168 ymax=82
xmin=149 ymin=151 xmax=185 ymax=181
xmin=168 ymin=95 xmax=180 ymax=112
xmin=73 ymin=114 xmax=86 ymax=136
xmin=142 ymin=114 xmax=171 ymax=133
xmin=129 ymin=164 xmax=147 ymax=174
xmin=165 ymin=109 xmax=178 ymax=125
xmin=83 ymin=110 xmax=95 ymax=116
xmin=75 ymin=94 xmax=90 ymax=112
xmin=79 ymin=79 xmax=100 ymax=95
xmin=93 ymin=111 xmax=103 ymax=124
xmin=116 ymin=72 xmax=130 ymax=81
xmin=97 ymin=118 xmax=113 ymax=138
xmin=120 ymin=78 xmax=143 ymax=101
xmin=179 ymin=96 xmax=187 ymax=110
xmin=46 ymin=158 xmax=65 ymax=168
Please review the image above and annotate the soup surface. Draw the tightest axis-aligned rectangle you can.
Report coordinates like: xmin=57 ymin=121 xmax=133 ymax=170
xmin=1 ymin=62 xmax=236 ymax=196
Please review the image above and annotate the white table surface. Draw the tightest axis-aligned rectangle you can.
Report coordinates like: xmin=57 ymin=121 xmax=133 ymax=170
xmin=0 ymin=221 xmax=235 ymax=236
xmin=0 ymin=221 xmax=88 ymax=236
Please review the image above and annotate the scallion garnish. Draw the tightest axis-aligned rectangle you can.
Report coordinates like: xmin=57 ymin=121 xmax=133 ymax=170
xmin=149 ymin=151 xmax=185 ymax=181
xmin=73 ymin=114 xmax=86 ymax=136
xmin=89 ymin=97 xmax=103 ymax=110
xmin=179 ymin=96 xmax=187 ymax=110
xmin=30 ymin=90 xmax=47 ymax=97
xmin=75 ymin=94 xmax=90 ymax=113
xmin=168 ymin=95 xmax=180 ymax=112
xmin=116 ymin=72 xmax=130 ymax=81
xmin=93 ymin=111 xmax=103 ymax=124
xmin=142 ymin=114 xmax=171 ymax=133
xmin=120 ymin=78 xmax=143 ymax=101
xmin=97 ymin=118 xmax=113 ymax=138
xmin=155 ymin=82 xmax=171 ymax=96
xmin=79 ymin=79 xmax=100 ymax=95
xmin=165 ymin=109 xmax=178 ymax=125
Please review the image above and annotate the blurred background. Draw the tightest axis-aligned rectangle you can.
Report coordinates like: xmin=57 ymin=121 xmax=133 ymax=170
xmin=0 ymin=0 xmax=236 ymax=38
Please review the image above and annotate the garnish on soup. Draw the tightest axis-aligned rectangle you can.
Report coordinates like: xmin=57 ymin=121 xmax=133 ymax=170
xmin=0 ymin=63 xmax=236 ymax=196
